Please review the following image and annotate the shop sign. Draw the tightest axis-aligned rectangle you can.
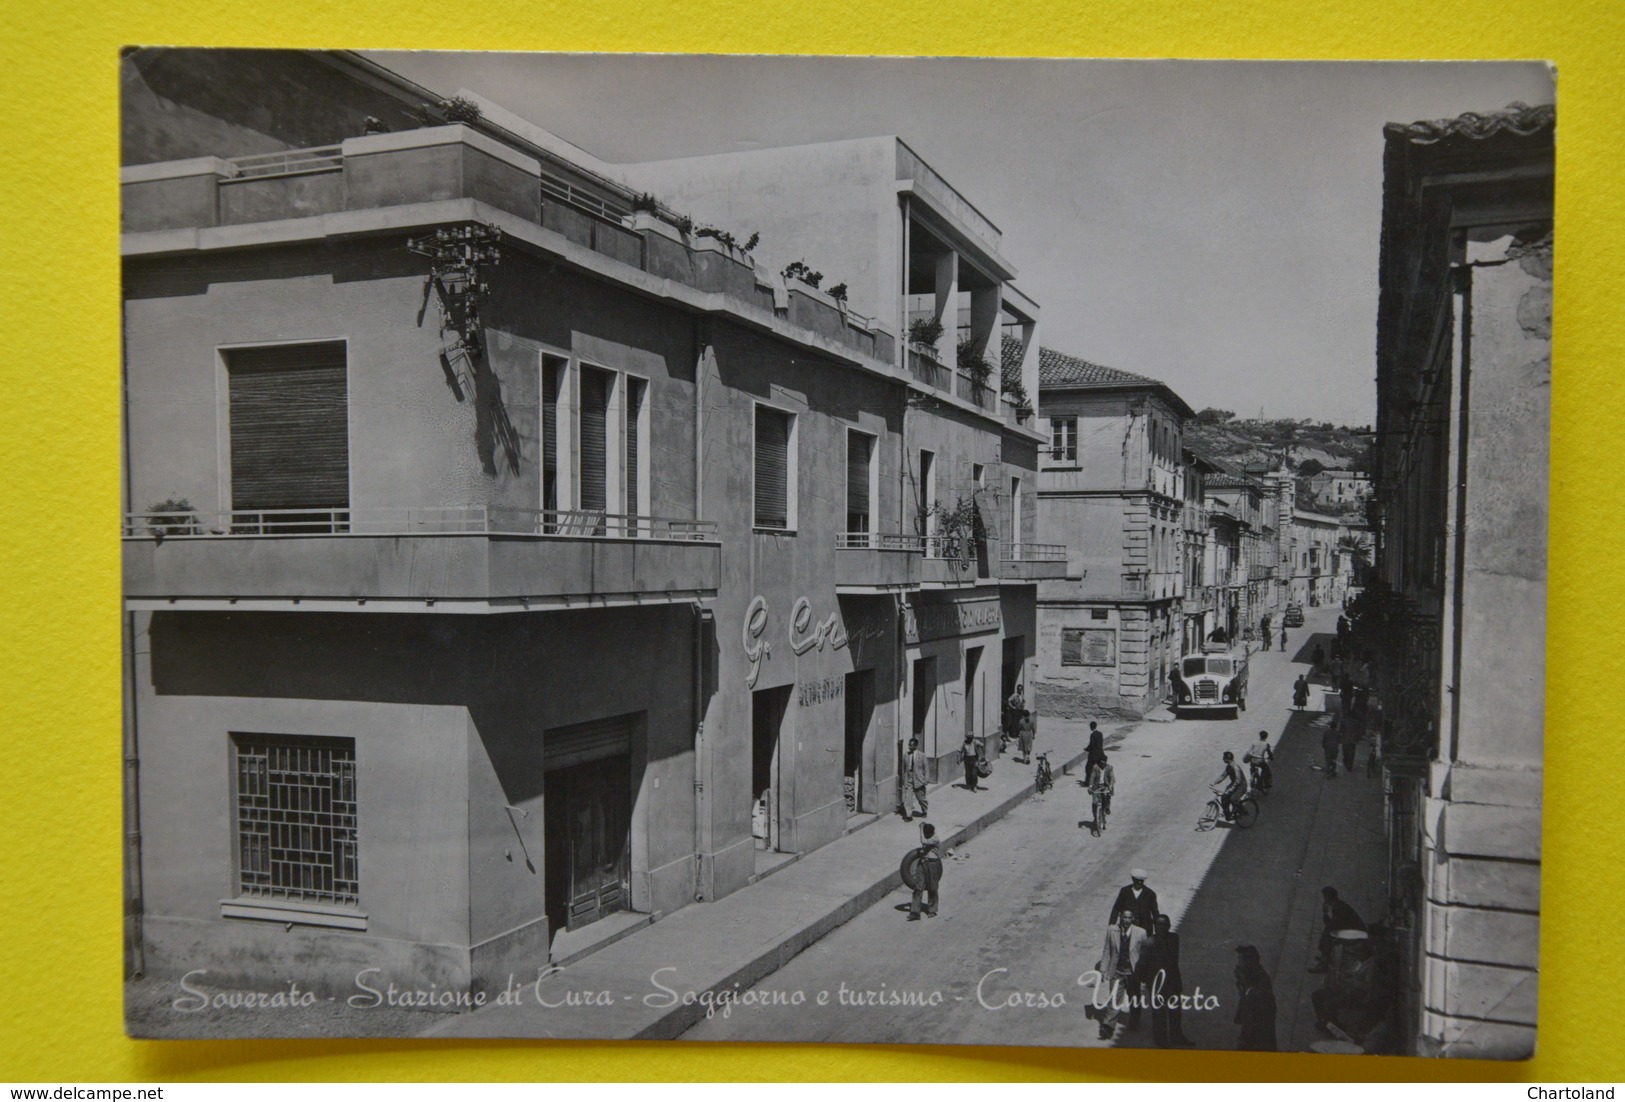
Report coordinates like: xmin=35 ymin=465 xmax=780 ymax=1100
xmin=902 ymin=595 xmax=1002 ymax=645
xmin=743 ymin=594 xmax=850 ymax=688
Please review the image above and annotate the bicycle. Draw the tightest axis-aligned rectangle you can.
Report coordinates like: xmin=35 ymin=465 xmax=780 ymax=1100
xmin=1090 ymin=787 xmax=1110 ymax=836
xmin=1197 ymin=784 xmax=1259 ymax=831
xmin=1248 ymin=759 xmax=1273 ymax=796
xmin=1034 ymin=752 xmax=1054 ymax=793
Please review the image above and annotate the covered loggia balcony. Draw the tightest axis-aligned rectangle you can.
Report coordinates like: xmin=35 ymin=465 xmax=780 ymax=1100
xmin=122 ymin=506 xmax=721 ymax=610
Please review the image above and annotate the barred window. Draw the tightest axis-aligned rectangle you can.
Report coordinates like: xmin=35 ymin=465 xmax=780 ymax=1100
xmin=233 ymin=734 xmax=359 ymax=907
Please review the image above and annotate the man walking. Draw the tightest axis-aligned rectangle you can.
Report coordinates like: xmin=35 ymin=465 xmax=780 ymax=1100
xmin=906 ymin=822 xmax=942 ymax=921
xmin=1233 ymin=945 xmax=1278 ymax=1051
xmin=1108 ymin=869 xmax=1160 ymax=933
xmin=1321 ymin=716 xmax=1341 ymax=779
xmin=961 ymin=731 xmax=981 ymax=792
xmin=1279 ymin=628 xmax=1288 ymax=653
xmin=901 ymin=737 xmax=929 ymax=820
xmin=1094 ymin=908 xmax=1148 ymax=1039
xmin=1340 ymin=713 xmax=1362 ymax=773
xmin=1143 ymin=915 xmax=1195 ymax=1047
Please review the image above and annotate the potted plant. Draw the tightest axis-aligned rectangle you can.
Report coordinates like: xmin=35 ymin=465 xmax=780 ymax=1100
xmin=145 ymin=497 xmax=200 ymax=541
xmin=907 ymin=316 xmax=945 ymax=354
xmin=781 ymin=259 xmax=824 ymax=289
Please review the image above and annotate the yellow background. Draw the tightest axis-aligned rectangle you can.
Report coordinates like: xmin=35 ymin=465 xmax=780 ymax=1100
xmin=1 ymin=0 xmax=1618 ymax=1082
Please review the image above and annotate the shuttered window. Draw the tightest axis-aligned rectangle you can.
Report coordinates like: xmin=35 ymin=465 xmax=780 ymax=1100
xmin=579 ymin=367 xmax=611 ymax=513
xmin=754 ymin=405 xmax=793 ymax=530
xmin=541 ymin=356 xmax=562 ymax=514
xmin=227 ymin=343 xmax=349 ymax=512
xmin=625 ymin=377 xmax=645 ymax=521
xmin=846 ymin=430 xmax=873 ymax=536
xmin=543 ymin=714 xmax=636 ymax=772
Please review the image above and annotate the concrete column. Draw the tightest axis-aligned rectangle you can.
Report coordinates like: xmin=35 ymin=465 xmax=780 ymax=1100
xmin=933 ymin=250 xmax=959 ymax=366
xmin=968 ymin=284 xmax=1002 ymax=362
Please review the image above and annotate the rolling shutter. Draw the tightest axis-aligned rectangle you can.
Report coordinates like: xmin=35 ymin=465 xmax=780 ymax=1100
xmin=754 ymin=406 xmax=791 ymax=529
xmin=579 ymin=368 xmax=609 ymax=512
xmin=227 ymin=343 xmax=348 ymax=512
xmin=544 ymin=714 xmax=636 ymax=772
xmin=846 ymin=432 xmax=872 ymax=534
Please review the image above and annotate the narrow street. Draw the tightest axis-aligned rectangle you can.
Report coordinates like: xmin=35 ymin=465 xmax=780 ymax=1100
xmin=683 ymin=603 xmax=1382 ymax=1048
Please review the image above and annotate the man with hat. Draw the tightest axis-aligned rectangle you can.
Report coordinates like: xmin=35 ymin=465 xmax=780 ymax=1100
xmin=1309 ymin=886 xmax=1367 ymax=973
xmin=1108 ymin=869 xmax=1160 ymax=933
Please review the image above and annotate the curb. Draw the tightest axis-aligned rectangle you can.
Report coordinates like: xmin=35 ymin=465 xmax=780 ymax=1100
xmin=626 ymin=740 xmax=1098 ymax=1040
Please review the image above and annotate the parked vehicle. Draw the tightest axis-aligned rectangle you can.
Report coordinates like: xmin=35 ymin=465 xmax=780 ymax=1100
xmin=1173 ymin=644 xmax=1249 ymax=717
xmin=1283 ymin=603 xmax=1305 ymax=627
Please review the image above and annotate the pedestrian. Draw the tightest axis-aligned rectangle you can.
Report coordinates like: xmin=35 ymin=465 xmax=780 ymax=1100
xmin=1339 ymin=671 xmax=1355 ymax=716
xmin=1261 ymin=626 xmax=1272 ymax=652
xmin=1108 ymin=868 xmax=1160 ymax=932
xmin=1017 ymin=709 xmax=1036 ymax=764
xmin=1086 ymin=721 xmax=1107 ymax=776
xmin=1337 ymin=613 xmax=1350 ymax=640
xmin=906 ymin=822 xmax=942 ymax=921
xmin=1312 ymin=642 xmax=1326 ymax=675
xmin=1233 ymin=946 xmax=1278 ymax=1051
xmin=1293 ymin=674 xmax=1310 ymax=711
xmin=1243 ymin=730 xmax=1274 ymax=791
xmin=901 ymin=737 xmax=929 ymax=820
xmin=1321 ymin=716 xmax=1341 ymax=778
xmin=1087 ymin=752 xmax=1115 ymax=836
xmin=1094 ymin=908 xmax=1148 ymax=1038
xmin=1310 ymin=886 xmax=1367 ymax=972
xmin=1340 ymin=714 xmax=1362 ymax=773
xmin=961 ymin=731 xmax=981 ymax=792
xmin=1279 ymin=628 xmax=1288 ymax=653
xmin=1143 ymin=915 xmax=1195 ymax=1047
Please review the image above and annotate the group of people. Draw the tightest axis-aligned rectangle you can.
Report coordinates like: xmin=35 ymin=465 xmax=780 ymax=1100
xmin=1090 ymin=871 xmax=1194 ymax=1047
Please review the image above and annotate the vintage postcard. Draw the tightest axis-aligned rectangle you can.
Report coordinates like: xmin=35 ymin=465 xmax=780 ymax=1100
xmin=120 ymin=50 xmax=1551 ymax=1056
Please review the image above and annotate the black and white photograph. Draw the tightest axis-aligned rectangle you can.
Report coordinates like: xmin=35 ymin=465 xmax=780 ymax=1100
xmin=119 ymin=49 xmax=1552 ymax=1058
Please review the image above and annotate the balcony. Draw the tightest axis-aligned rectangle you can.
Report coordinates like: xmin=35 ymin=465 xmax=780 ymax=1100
xmin=122 ymin=506 xmax=720 ymax=610
xmin=121 ymin=127 xmax=894 ymax=368
xmin=835 ymin=532 xmax=922 ymax=592
xmin=922 ymin=535 xmax=994 ymax=588
xmin=999 ymin=543 xmax=1070 ymax=581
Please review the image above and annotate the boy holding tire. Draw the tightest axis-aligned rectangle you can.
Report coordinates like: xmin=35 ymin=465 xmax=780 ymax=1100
xmin=906 ymin=822 xmax=943 ymax=921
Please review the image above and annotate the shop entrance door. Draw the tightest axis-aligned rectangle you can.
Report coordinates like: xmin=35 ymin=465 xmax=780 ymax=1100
xmin=844 ymin=669 xmax=875 ymax=814
xmin=751 ymin=685 xmax=791 ymax=852
xmin=543 ymin=750 xmax=631 ymax=935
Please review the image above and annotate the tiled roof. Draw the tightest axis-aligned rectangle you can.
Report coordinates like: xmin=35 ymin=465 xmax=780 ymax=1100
xmin=1385 ymin=101 xmax=1554 ymax=147
xmin=1001 ymin=333 xmax=1025 ymax=389
xmin=1038 ymin=347 xmax=1159 ymax=389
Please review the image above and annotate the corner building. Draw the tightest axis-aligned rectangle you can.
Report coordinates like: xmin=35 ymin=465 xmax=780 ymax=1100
xmin=119 ymin=49 xmax=1060 ymax=1001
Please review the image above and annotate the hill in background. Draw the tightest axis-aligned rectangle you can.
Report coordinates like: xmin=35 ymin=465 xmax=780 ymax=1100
xmin=1185 ymin=409 xmax=1372 ymax=477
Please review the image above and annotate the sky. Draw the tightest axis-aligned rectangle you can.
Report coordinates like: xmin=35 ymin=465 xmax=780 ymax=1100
xmin=371 ymin=52 xmax=1553 ymax=425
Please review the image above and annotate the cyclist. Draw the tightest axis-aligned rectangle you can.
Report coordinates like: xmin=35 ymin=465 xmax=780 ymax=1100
xmin=1087 ymin=751 xmax=1115 ymax=836
xmin=1211 ymin=751 xmax=1248 ymax=821
xmin=1243 ymin=730 xmax=1274 ymax=792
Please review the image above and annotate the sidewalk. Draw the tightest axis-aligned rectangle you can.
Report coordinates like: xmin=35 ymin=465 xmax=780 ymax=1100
xmin=425 ymin=715 xmax=1118 ymax=1039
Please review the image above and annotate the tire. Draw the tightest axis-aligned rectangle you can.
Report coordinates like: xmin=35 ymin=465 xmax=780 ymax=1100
xmin=900 ymin=846 xmax=925 ymax=891
xmin=1197 ymin=800 xmax=1219 ymax=831
xmin=1233 ymin=797 xmax=1259 ymax=829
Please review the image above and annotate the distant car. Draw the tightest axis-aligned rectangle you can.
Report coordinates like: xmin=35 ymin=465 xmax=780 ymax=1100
xmin=1172 ymin=645 xmax=1249 ymax=717
xmin=1283 ymin=604 xmax=1305 ymax=627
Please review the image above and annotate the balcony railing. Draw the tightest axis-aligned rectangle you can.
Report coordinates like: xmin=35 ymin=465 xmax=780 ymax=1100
xmin=123 ymin=506 xmax=718 ymax=542
xmin=838 ymin=532 xmax=924 ymax=552
xmin=1002 ymin=543 xmax=1066 ymax=562
xmin=227 ymin=146 xmax=343 ymax=180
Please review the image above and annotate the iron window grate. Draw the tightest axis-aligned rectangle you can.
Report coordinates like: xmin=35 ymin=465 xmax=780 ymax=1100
xmin=234 ymin=735 xmax=359 ymax=906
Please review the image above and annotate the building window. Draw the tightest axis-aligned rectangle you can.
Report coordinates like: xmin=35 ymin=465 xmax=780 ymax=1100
xmin=1090 ymin=609 xmax=1109 ymax=621
xmin=225 ymin=342 xmax=349 ymax=521
xmin=233 ymin=734 xmax=358 ymax=907
xmin=1050 ymin=417 xmax=1077 ymax=463
xmin=625 ymin=376 xmax=647 ymax=523
xmin=754 ymin=403 xmax=796 ymax=530
xmin=846 ymin=429 xmax=875 ymax=537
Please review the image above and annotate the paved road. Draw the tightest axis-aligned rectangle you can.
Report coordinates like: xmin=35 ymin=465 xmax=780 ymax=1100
xmin=683 ymin=604 xmax=1351 ymax=1047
